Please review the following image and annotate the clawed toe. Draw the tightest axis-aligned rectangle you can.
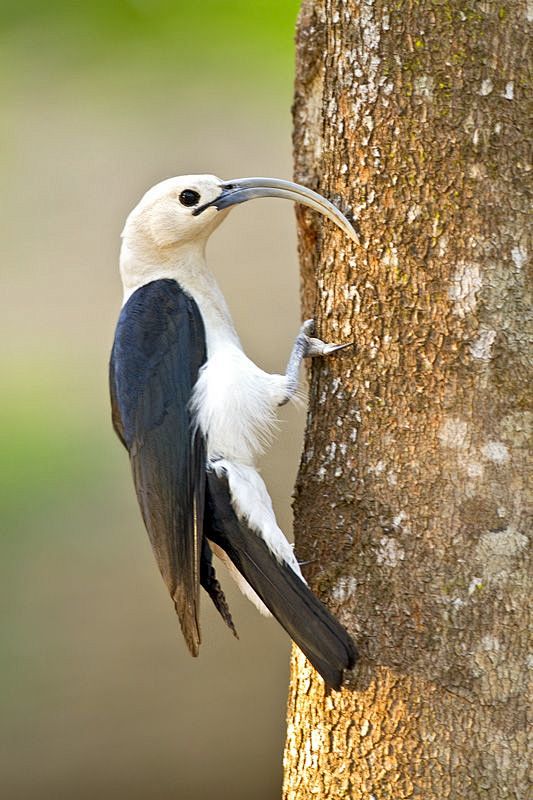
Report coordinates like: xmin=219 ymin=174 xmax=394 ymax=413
xmin=321 ymin=341 xmax=352 ymax=355
xmin=305 ymin=338 xmax=353 ymax=357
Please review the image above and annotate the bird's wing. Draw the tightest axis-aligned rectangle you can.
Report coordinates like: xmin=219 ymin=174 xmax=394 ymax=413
xmin=109 ymin=278 xmax=207 ymax=656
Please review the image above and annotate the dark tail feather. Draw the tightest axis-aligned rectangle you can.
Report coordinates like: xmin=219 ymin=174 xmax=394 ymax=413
xmin=205 ymin=472 xmax=358 ymax=690
xmin=200 ymin=538 xmax=238 ymax=638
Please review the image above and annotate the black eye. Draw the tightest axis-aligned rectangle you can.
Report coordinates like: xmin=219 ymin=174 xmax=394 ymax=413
xmin=179 ymin=189 xmax=201 ymax=207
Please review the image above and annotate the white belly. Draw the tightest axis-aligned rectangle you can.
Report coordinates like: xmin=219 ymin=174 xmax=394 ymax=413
xmin=191 ymin=343 xmax=285 ymax=464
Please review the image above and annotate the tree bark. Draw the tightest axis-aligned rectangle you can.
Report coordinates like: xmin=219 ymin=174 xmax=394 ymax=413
xmin=284 ymin=2 xmax=531 ymax=798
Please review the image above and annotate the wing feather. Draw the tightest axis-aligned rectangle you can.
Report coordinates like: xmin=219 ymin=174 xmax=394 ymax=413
xmin=205 ymin=469 xmax=358 ymax=689
xmin=109 ymin=279 xmax=206 ymax=655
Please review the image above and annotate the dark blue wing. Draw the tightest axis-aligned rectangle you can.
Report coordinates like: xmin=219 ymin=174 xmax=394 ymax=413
xmin=109 ymin=279 xmax=207 ymax=655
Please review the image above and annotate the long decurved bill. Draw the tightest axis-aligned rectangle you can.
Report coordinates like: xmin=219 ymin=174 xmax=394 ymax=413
xmin=194 ymin=177 xmax=358 ymax=242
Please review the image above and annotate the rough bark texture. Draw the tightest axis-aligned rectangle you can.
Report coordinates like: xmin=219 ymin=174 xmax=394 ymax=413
xmin=284 ymin=1 xmax=531 ymax=798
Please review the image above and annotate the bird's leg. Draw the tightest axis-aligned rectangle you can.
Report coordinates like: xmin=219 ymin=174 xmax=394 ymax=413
xmin=278 ymin=319 xmax=350 ymax=406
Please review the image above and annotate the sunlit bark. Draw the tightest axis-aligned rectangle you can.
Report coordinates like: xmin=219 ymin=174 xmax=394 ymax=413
xmin=284 ymin=1 xmax=531 ymax=797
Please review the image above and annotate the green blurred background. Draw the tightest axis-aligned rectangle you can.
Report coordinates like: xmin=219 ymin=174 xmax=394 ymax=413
xmin=1 ymin=3 xmax=306 ymax=798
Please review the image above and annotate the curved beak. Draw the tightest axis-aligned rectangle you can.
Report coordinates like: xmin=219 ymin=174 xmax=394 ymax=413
xmin=194 ymin=177 xmax=358 ymax=242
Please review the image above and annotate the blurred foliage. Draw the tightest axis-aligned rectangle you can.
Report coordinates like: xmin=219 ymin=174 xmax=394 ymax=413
xmin=0 ymin=0 xmax=300 ymax=85
xmin=0 ymin=365 xmax=113 ymax=535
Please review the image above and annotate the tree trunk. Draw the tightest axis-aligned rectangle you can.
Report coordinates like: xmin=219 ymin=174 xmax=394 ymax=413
xmin=284 ymin=2 xmax=531 ymax=798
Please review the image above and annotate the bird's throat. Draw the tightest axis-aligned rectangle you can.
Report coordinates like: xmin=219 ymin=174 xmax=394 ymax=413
xmin=120 ymin=241 xmax=240 ymax=353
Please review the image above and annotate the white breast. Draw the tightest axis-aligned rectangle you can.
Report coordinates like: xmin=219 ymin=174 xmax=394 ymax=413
xmin=191 ymin=343 xmax=285 ymax=465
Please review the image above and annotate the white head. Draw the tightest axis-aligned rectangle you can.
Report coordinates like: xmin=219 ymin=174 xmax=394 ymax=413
xmin=121 ymin=174 xmax=231 ymax=251
xmin=120 ymin=173 xmax=357 ymax=297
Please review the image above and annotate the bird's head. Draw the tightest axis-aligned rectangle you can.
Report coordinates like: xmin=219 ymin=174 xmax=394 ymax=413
xmin=120 ymin=174 xmax=357 ymax=294
xmin=121 ymin=175 xmax=229 ymax=251
xmin=122 ymin=173 xmax=357 ymax=248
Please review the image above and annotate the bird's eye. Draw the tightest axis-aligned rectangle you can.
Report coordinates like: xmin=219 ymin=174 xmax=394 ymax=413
xmin=179 ymin=189 xmax=201 ymax=207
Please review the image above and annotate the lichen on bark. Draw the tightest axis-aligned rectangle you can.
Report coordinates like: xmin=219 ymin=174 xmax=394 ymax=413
xmin=284 ymin=1 xmax=531 ymax=797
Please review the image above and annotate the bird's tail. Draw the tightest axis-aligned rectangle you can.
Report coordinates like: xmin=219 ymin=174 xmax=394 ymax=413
xmin=205 ymin=471 xmax=358 ymax=690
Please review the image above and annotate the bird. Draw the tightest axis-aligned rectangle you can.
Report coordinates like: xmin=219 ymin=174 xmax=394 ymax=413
xmin=109 ymin=174 xmax=358 ymax=690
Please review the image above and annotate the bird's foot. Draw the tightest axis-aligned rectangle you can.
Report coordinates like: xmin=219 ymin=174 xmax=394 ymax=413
xmin=301 ymin=319 xmax=353 ymax=357
xmin=278 ymin=319 xmax=353 ymax=406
